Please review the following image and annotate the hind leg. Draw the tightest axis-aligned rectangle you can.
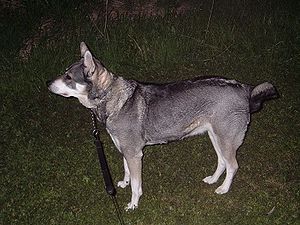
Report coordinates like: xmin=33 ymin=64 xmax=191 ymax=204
xmin=214 ymin=127 xmax=246 ymax=194
xmin=214 ymin=121 xmax=248 ymax=194
xmin=203 ymin=130 xmax=226 ymax=184
xmin=214 ymin=145 xmax=239 ymax=194
xmin=204 ymin=120 xmax=247 ymax=194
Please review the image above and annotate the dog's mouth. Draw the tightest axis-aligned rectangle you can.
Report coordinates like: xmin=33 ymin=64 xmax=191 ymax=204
xmin=60 ymin=93 xmax=70 ymax=97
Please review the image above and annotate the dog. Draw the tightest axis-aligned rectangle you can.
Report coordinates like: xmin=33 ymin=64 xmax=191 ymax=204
xmin=47 ymin=42 xmax=278 ymax=210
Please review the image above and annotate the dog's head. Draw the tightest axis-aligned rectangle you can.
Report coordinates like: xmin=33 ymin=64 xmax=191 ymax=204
xmin=47 ymin=42 xmax=113 ymax=108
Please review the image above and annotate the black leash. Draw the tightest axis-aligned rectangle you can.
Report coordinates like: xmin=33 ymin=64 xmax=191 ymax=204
xmin=90 ymin=110 xmax=125 ymax=225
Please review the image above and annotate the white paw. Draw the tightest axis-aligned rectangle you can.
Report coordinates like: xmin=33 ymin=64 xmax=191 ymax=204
xmin=215 ymin=185 xmax=229 ymax=194
xmin=117 ymin=180 xmax=129 ymax=189
xmin=125 ymin=202 xmax=138 ymax=211
xmin=203 ymin=176 xmax=217 ymax=184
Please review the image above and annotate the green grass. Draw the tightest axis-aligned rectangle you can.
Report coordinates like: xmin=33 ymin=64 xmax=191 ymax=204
xmin=1 ymin=1 xmax=299 ymax=224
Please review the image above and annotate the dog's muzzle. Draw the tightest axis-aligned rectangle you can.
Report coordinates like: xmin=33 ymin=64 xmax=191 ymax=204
xmin=46 ymin=80 xmax=58 ymax=93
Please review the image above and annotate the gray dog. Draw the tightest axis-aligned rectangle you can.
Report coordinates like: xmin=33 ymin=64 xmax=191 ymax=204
xmin=47 ymin=42 xmax=278 ymax=210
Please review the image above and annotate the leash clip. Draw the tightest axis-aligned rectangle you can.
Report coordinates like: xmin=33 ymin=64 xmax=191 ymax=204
xmin=92 ymin=128 xmax=100 ymax=139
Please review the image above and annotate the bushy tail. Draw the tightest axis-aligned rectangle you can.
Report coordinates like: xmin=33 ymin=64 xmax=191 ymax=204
xmin=249 ymin=82 xmax=278 ymax=113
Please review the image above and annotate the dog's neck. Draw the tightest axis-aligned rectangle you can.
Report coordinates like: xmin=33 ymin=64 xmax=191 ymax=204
xmin=105 ymin=77 xmax=138 ymax=117
xmin=82 ymin=74 xmax=137 ymax=124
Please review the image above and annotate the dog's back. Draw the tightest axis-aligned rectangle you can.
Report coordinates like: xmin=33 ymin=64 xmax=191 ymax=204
xmin=141 ymin=77 xmax=253 ymax=144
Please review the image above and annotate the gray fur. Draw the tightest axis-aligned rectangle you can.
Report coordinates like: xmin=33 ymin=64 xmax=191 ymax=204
xmin=47 ymin=42 xmax=278 ymax=210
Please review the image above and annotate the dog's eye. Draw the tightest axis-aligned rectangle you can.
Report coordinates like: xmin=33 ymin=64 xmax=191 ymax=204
xmin=65 ymin=74 xmax=72 ymax=80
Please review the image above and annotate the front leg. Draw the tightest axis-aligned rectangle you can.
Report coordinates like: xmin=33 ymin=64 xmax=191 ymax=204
xmin=106 ymin=126 xmax=145 ymax=210
xmin=124 ymin=154 xmax=143 ymax=211
xmin=117 ymin=157 xmax=130 ymax=188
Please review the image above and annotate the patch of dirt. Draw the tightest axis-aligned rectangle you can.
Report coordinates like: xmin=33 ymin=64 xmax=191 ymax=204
xmin=19 ymin=18 xmax=55 ymax=62
xmin=17 ymin=1 xmax=195 ymax=61
xmin=90 ymin=0 xmax=193 ymax=22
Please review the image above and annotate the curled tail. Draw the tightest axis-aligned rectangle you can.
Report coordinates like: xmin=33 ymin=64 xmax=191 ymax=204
xmin=249 ymin=82 xmax=278 ymax=113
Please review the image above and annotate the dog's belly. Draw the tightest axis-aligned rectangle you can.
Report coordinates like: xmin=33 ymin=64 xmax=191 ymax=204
xmin=144 ymin=120 xmax=211 ymax=145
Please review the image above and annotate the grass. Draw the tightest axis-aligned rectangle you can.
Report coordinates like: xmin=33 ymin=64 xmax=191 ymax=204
xmin=1 ymin=0 xmax=299 ymax=224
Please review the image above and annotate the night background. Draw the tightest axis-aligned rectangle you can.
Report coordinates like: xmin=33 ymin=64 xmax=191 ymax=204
xmin=1 ymin=0 xmax=299 ymax=224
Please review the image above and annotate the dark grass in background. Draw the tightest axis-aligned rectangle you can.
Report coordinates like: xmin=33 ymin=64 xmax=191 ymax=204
xmin=1 ymin=0 xmax=299 ymax=224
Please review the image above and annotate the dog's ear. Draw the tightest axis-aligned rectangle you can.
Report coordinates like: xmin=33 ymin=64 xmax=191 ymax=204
xmin=80 ymin=42 xmax=89 ymax=57
xmin=83 ymin=50 xmax=96 ymax=76
xmin=81 ymin=42 xmax=97 ymax=77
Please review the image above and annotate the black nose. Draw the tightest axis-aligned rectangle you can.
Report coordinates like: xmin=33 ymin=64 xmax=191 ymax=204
xmin=46 ymin=80 xmax=52 ymax=87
